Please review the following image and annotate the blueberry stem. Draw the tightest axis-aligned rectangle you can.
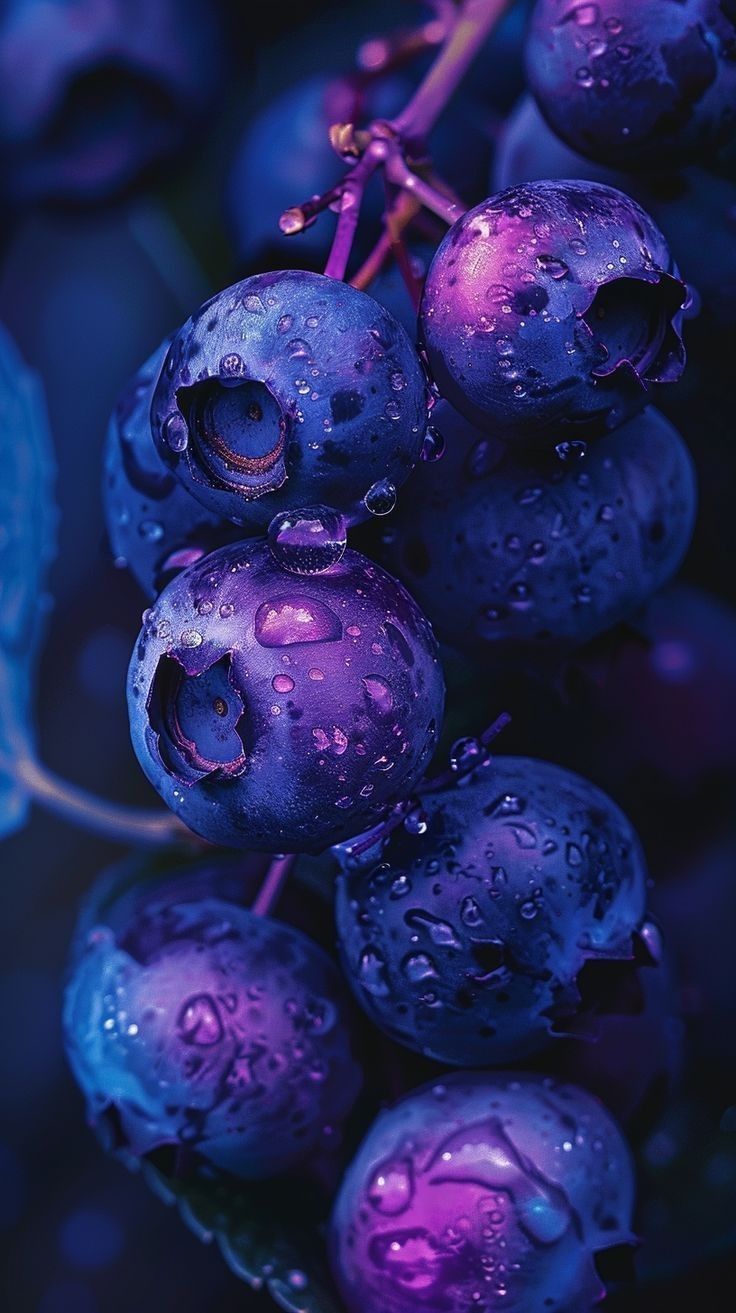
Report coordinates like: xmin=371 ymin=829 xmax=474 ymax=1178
xmin=357 ymin=13 xmax=448 ymax=77
xmin=384 ymin=150 xmax=465 ymax=226
xmin=392 ymin=0 xmax=514 ymax=141
xmin=350 ymin=192 xmax=421 ymax=290
xmin=251 ymin=852 xmax=296 ymax=917
xmin=1 ymin=750 xmax=202 ymax=848
xmin=323 ymin=139 xmax=388 ymax=280
xmin=418 ymin=711 xmax=513 ymax=795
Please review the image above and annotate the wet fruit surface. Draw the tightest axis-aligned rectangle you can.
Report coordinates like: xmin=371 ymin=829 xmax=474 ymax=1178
xmin=127 ymin=537 xmax=445 ymax=851
xmin=330 ymin=1070 xmax=636 ymax=1313
xmin=335 ymin=756 xmax=649 ymax=1065
xmin=419 ymin=180 xmax=687 ymax=447
xmin=64 ymin=880 xmax=361 ymax=1179
xmin=151 ymin=270 xmax=429 ymax=530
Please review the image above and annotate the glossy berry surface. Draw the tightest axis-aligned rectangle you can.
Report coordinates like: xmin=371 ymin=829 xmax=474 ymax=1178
xmin=383 ymin=401 xmax=695 ymax=662
xmin=335 ymin=756 xmax=648 ymax=1065
xmin=104 ymin=340 xmax=242 ymax=598
xmin=526 ymin=0 xmax=736 ymax=170
xmin=330 ymin=1070 xmax=636 ymax=1313
xmin=494 ymin=95 xmax=736 ymax=326
xmin=127 ymin=538 xmax=444 ymax=852
xmin=419 ymin=180 xmax=687 ymax=448
xmin=151 ymin=270 xmax=428 ymax=531
xmin=0 ymin=0 xmax=225 ymax=206
xmin=64 ymin=882 xmax=361 ymax=1180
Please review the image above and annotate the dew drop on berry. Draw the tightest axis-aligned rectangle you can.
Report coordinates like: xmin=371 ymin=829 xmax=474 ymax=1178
xmin=364 ymin=479 xmax=397 ymax=516
xmin=164 ymin=413 xmax=188 ymax=452
xmin=267 ymin=505 xmax=347 ymax=575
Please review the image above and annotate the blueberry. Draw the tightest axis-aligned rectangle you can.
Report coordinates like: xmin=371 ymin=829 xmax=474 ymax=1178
xmin=0 ymin=0 xmax=226 ymax=206
xmin=334 ymin=756 xmax=649 ymax=1065
xmin=329 ymin=1071 xmax=636 ymax=1313
xmin=419 ymin=180 xmax=687 ymax=447
xmin=495 ymin=95 xmax=736 ymax=326
xmin=63 ymin=871 xmax=361 ymax=1179
xmin=151 ymin=271 xmax=429 ymax=529
xmin=383 ymin=401 xmax=695 ymax=662
xmin=103 ymin=340 xmax=242 ymax=597
xmin=526 ymin=0 xmax=736 ymax=171
xmin=127 ymin=538 xmax=444 ymax=852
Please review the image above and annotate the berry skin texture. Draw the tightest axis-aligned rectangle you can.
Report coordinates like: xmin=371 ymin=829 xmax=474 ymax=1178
xmin=334 ymin=757 xmax=648 ymax=1066
xmin=127 ymin=538 xmax=444 ymax=852
xmin=419 ymin=180 xmax=687 ymax=448
xmin=329 ymin=1071 xmax=636 ymax=1313
xmin=151 ymin=270 xmax=429 ymax=530
xmin=104 ymin=340 xmax=242 ymax=598
xmin=63 ymin=885 xmax=361 ymax=1180
xmin=383 ymin=401 xmax=696 ymax=662
xmin=526 ymin=0 xmax=736 ymax=171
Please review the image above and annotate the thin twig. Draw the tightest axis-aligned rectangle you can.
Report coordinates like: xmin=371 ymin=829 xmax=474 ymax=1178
xmin=251 ymin=853 xmax=296 ymax=917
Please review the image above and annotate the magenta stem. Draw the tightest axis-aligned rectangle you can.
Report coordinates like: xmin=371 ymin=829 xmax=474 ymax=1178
xmin=324 ymin=139 xmax=388 ymax=280
xmin=384 ymin=150 xmax=464 ymax=226
xmin=251 ymin=853 xmax=296 ymax=917
xmin=2 ymin=751 xmax=200 ymax=848
xmin=393 ymin=0 xmax=514 ymax=141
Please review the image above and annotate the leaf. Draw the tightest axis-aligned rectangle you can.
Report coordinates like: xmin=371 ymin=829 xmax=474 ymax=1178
xmin=140 ymin=1157 xmax=344 ymax=1313
xmin=0 ymin=322 xmax=57 ymax=838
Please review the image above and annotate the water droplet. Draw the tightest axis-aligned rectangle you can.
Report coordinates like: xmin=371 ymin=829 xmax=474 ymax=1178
xmin=404 ymin=810 xmax=429 ymax=836
xmin=254 ymin=596 xmax=342 ymax=647
xmin=566 ymin=843 xmax=584 ymax=866
xmin=364 ymin=479 xmax=397 ymax=516
xmin=390 ymin=371 xmax=407 ymax=392
xmin=519 ymin=900 xmax=538 ymax=920
xmin=286 ymin=1270 xmax=308 ymax=1290
xmin=450 ymin=736 xmax=483 ymax=775
xmin=573 ymin=3 xmax=599 ymax=25
xmin=180 ymin=629 xmax=203 ymax=648
xmin=466 ymin=440 xmax=496 ymax=479
xmin=308 ymin=667 xmax=325 ymax=681
xmin=390 ymin=875 xmax=412 ymax=899
xmin=287 ymin=339 xmax=311 ymax=360
xmin=243 ymin=294 xmax=265 ymax=314
xmin=138 ymin=520 xmax=164 ymax=542
xmin=569 ymin=238 xmax=588 ymax=257
xmin=576 ymin=67 xmax=594 ymax=87
xmin=508 ymin=824 xmax=537 ymax=849
xmin=537 ymin=254 xmax=569 ymax=280
xmin=405 ymin=910 xmax=461 ymax=949
xmin=272 ymin=673 xmax=295 ymax=694
xmin=362 ymin=675 xmax=394 ymax=713
xmin=277 ymin=314 xmax=293 ymax=334
xmin=403 ymin=952 xmax=439 ymax=982
xmin=555 ymin=440 xmax=587 ymax=463
xmin=267 ymin=505 xmax=347 ymax=575
xmin=461 ymin=896 xmax=484 ymax=928
xmin=358 ymin=947 xmax=390 ymax=995
xmin=368 ymin=1156 xmax=415 ymax=1215
xmin=604 ymin=16 xmax=623 ymax=36
xmin=421 ymin=426 xmax=445 ymax=462
xmin=178 ymin=994 xmax=223 ymax=1045
xmin=219 ymin=602 xmax=234 ymax=619
xmin=164 ymin=413 xmax=188 ymax=452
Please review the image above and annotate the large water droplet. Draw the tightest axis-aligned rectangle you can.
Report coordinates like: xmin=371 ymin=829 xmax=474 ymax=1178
xmin=254 ymin=596 xmax=342 ymax=647
xmin=267 ymin=505 xmax=347 ymax=575
xmin=405 ymin=910 xmax=461 ymax=949
xmin=403 ymin=952 xmax=439 ymax=982
xmin=364 ymin=479 xmax=397 ymax=516
xmin=421 ymin=426 xmax=445 ymax=462
xmin=368 ymin=1155 xmax=415 ymax=1215
xmin=537 ymin=254 xmax=570 ymax=280
xmin=362 ymin=675 xmax=394 ymax=714
xmin=358 ymin=947 xmax=390 ymax=996
xmin=164 ymin=413 xmax=188 ymax=452
xmin=178 ymin=994 xmax=223 ymax=1046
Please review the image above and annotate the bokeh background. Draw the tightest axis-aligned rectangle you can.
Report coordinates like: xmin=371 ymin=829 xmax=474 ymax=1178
xmin=1 ymin=2 xmax=735 ymax=1309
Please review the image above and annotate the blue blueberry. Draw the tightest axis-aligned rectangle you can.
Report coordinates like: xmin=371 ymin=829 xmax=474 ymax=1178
xmin=526 ymin=0 xmax=736 ymax=170
xmin=335 ymin=756 xmax=649 ymax=1065
xmin=64 ymin=866 xmax=361 ymax=1179
xmin=382 ymin=401 xmax=695 ymax=662
xmin=419 ymin=180 xmax=687 ymax=447
xmin=151 ymin=271 xmax=429 ymax=530
xmin=127 ymin=537 xmax=444 ymax=852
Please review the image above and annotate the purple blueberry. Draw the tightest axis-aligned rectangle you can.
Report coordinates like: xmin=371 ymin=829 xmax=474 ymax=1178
xmin=526 ymin=0 xmax=736 ymax=170
xmin=63 ymin=871 xmax=361 ymax=1179
xmin=382 ymin=401 xmax=695 ymax=662
xmin=495 ymin=95 xmax=736 ymax=326
xmin=419 ymin=180 xmax=687 ymax=447
xmin=151 ymin=271 xmax=429 ymax=530
xmin=0 ymin=0 xmax=225 ymax=206
xmin=127 ymin=538 xmax=444 ymax=852
xmin=104 ymin=340 xmax=242 ymax=598
xmin=335 ymin=756 xmax=649 ymax=1065
xmin=330 ymin=1071 xmax=636 ymax=1313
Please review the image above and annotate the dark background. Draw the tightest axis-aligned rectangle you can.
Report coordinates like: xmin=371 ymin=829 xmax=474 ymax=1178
xmin=1 ymin=2 xmax=735 ymax=1309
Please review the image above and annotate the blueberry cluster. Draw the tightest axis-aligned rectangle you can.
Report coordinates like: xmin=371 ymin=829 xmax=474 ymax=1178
xmin=58 ymin=1 xmax=728 ymax=1309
